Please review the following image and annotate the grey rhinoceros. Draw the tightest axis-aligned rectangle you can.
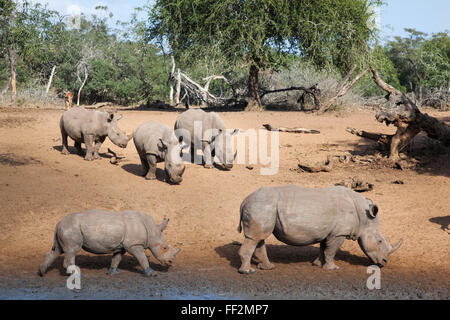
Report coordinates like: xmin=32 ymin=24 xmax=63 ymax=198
xmin=59 ymin=107 xmax=132 ymax=161
xmin=38 ymin=210 xmax=181 ymax=277
xmin=133 ymin=120 xmax=187 ymax=184
xmin=237 ymin=185 xmax=403 ymax=274
xmin=174 ymin=109 xmax=238 ymax=170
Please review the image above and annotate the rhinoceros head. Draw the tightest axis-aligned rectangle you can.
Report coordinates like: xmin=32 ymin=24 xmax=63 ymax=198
xmin=150 ymin=218 xmax=181 ymax=266
xmin=159 ymin=137 xmax=187 ymax=184
xmin=210 ymin=128 xmax=239 ymax=170
xmin=357 ymin=201 xmax=403 ymax=267
xmin=106 ymin=114 xmax=132 ymax=148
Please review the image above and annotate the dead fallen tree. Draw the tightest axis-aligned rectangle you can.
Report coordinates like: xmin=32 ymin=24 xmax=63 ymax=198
xmin=335 ymin=177 xmax=373 ymax=192
xmin=107 ymin=148 xmax=125 ymax=165
xmin=347 ymin=67 xmax=450 ymax=161
xmin=262 ymin=123 xmax=320 ymax=134
xmin=259 ymin=66 xmax=366 ymax=113
xmin=296 ymin=156 xmax=333 ymax=173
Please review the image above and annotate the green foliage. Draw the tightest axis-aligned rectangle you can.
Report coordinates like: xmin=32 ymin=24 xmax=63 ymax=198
xmin=386 ymin=29 xmax=450 ymax=95
xmin=147 ymin=0 xmax=381 ymax=73
xmin=0 ymin=2 xmax=170 ymax=105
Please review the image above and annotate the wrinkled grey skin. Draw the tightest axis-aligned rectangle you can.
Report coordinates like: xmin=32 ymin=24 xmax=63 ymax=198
xmin=38 ymin=210 xmax=181 ymax=277
xmin=174 ymin=109 xmax=238 ymax=170
xmin=134 ymin=121 xmax=187 ymax=184
xmin=60 ymin=107 xmax=132 ymax=161
xmin=237 ymin=185 xmax=403 ymax=274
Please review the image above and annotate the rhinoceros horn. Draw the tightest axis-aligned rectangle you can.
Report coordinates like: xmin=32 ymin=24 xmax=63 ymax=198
xmin=388 ymin=238 xmax=403 ymax=255
xmin=127 ymin=132 xmax=133 ymax=141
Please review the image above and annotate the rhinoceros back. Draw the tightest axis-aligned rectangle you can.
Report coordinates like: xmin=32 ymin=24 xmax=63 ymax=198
xmin=275 ymin=186 xmax=359 ymax=245
xmin=58 ymin=210 xmax=148 ymax=254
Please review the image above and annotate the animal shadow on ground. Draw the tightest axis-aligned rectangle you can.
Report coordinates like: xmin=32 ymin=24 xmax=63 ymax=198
xmin=47 ymin=254 xmax=169 ymax=276
xmin=429 ymin=216 xmax=450 ymax=233
xmin=52 ymin=145 xmax=111 ymax=159
xmin=215 ymin=242 xmax=369 ymax=270
xmin=121 ymin=163 xmax=166 ymax=182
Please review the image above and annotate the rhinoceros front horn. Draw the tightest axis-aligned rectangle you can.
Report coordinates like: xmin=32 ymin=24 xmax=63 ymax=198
xmin=388 ymin=238 xmax=403 ymax=255
xmin=127 ymin=132 xmax=133 ymax=141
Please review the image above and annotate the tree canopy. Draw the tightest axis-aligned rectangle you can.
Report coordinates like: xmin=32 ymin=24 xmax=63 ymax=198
xmin=147 ymin=0 xmax=382 ymax=109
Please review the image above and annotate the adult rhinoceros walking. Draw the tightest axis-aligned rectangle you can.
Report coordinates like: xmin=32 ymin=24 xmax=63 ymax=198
xmin=174 ymin=109 xmax=238 ymax=170
xmin=38 ymin=210 xmax=181 ymax=277
xmin=59 ymin=107 xmax=132 ymax=161
xmin=133 ymin=120 xmax=187 ymax=184
xmin=237 ymin=185 xmax=403 ymax=274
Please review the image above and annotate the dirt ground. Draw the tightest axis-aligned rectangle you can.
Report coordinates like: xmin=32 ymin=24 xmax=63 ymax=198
xmin=0 ymin=106 xmax=448 ymax=299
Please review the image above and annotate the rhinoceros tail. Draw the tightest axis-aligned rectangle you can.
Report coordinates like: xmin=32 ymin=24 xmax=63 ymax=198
xmin=51 ymin=223 xmax=63 ymax=253
xmin=237 ymin=201 xmax=245 ymax=233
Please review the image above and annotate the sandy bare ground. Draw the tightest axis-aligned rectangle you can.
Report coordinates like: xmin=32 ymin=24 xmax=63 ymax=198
xmin=0 ymin=106 xmax=448 ymax=299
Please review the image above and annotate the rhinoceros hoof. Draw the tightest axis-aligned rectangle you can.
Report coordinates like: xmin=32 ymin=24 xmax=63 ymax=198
xmin=145 ymin=175 xmax=156 ymax=180
xmin=108 ymin=267 xmax=119 ymax=275
xmin=61 ymin=149 xmax=70 ymax=155
xmin=84 ymin=156 xmax=94 ymax=161
xmin=323 ymin=263 xmax=339 ymax=270
xmin=238 ymin=268 xmax=256 ymax=274
xmin=257 ymin=262 xmax=275 ymax=270
xmin=37 ymin=264 xmax=47 ymax=277
xmin=143 ymin=268 xmax=157 ymax=277
xmin=312 ymin=258 xmax=323 ymax=267
xmin=204 ymin=164 xmax=213 ymax=169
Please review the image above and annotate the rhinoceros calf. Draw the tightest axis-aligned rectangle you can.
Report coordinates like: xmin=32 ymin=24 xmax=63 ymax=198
xmin=133 ymin=121 xmax=187 ymax=184
xmin=60 ymin=107 xmax=132 ymax=161
xmin=174 ymin=109 xmax=238 ymax=170
xmin=237 ymin=185 xmax=403 ymax=274
xmin=38 ymin=210 xmax=181 ymax=277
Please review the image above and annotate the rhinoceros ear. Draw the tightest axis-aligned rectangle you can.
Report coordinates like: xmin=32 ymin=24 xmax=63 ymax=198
xmin=159 ymin=218 xmax=169 ymax=232
xmin=158 ymin=138 xmax=168 ymax=151
xmin=107 ymin=113 xmax=114 ymax=122
xmin=368 ymin=203 xmax=378 ymax=219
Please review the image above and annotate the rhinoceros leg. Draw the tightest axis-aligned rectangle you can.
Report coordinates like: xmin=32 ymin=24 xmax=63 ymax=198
xmin=190 ymin=143 xmax=195 ymax=164
xmin=127 ymin=245 xmax=156 ymax=277
xmin=238 ymin=238 xmax=259 ymax=274
xmin=322 ymin=236 xmax=345 ymax=270
xmin=108 ymin=250 xmax=124 ymax=275
xmin=312 ymin=241 xmax=326 ymax=267
xmin=84 ymin=135 xmax=94 ymax=161
xmin=38 ymin=245 xmax=62 ymax=276
xmin=61 ymin=130 xmax=70 ymax=155
xmin=63 ymin=252 xmax=77 ymax=271
xmin=254 ymin=240 xmax=275 ymax=270
xmin=74 ymin=142 xmax=85 ymax=156
xmin=202 ymin=142 xmax=214 ymax=169
xmin=139 ymin=154 xmax=149 ymax=175
xmin=144 ymin=154 xmax=157 ymax=180
xmin=93 ymin=137 xmax=105 ymax=160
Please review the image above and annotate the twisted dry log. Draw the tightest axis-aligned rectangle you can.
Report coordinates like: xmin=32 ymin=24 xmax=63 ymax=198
xmin=263 ymin=123 xmax=320 ymax=134
xmin=107 ymin=148 xmax=125 ymax=165
xmin=367 ymin=67 xmax=450 ymax=160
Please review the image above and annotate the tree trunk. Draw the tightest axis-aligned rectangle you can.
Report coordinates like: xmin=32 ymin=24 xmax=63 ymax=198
xmin=45 ymin=66 xmax=56 ymax=95
xmin=245 ymin=64 xmax=262 ymax=111
xmin=169 ymin=56 xmax=175 ymax=104
xmin=175 ymin=68 xmax=181 ymax=105
xmin=77 ymin=71 xmax=88 ymax=106
xmin=7 ymin=49 xmax=18 ymax=104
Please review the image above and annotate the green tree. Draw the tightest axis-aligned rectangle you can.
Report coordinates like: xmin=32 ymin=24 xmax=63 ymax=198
xmin=386 ymin=29 xmax=450 ymax=99
xmin=0 ymin=0 xmax=57 ymax=103
xmin=146 ymin=0 xmax=381 ymax=110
